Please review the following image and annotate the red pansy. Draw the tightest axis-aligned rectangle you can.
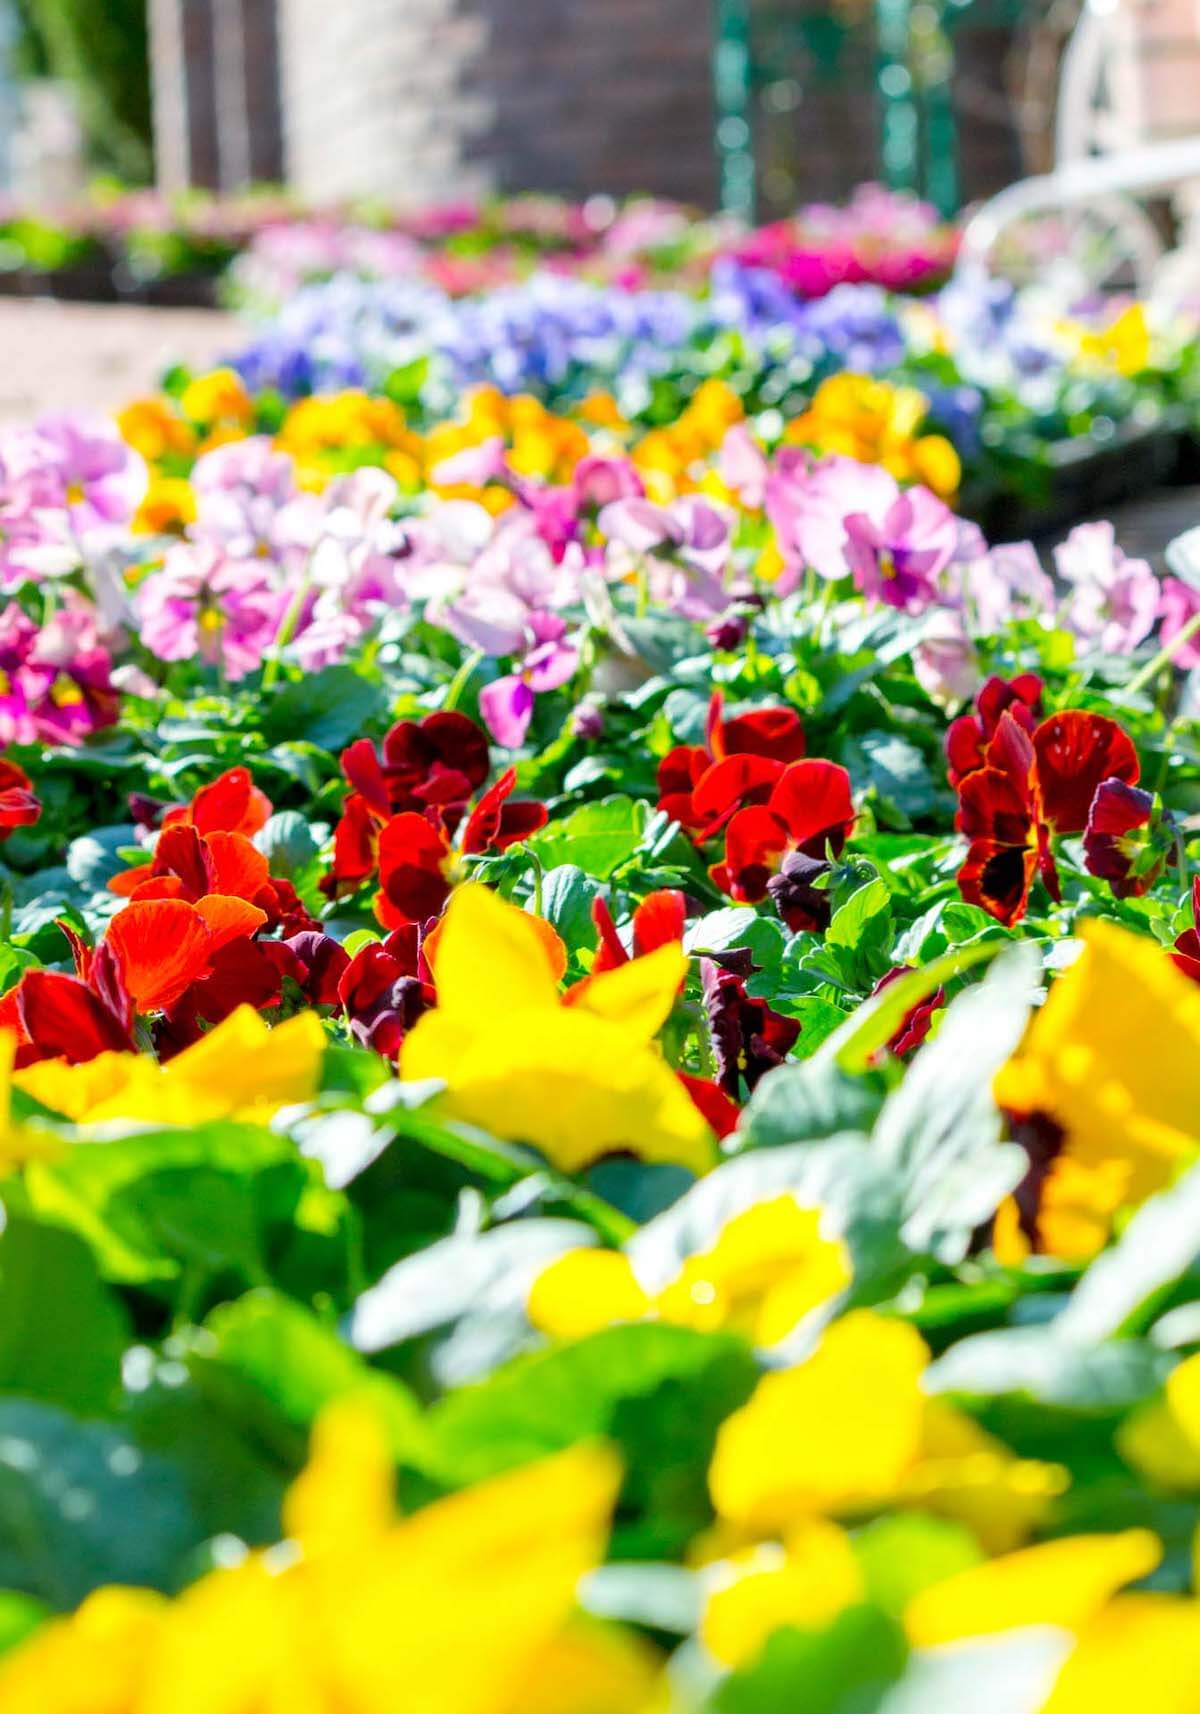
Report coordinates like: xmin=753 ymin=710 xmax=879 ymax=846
xmin=955 ymin=708 xmax=1140 ymax=925
xmin=1172 ymin=877 xmax=1200 ymax=985
xmin=711 ymin=759 xmax=855 ymax=904
xmin=945 ymin=673 xmax=1043 ymax=789
xmin=656 ymin=691 xmax=806 ymax=838
xmin=0 ymin=758 xmax=40 ymax=838
xmin=1083 ymin=780 xmax=1172 ymax=899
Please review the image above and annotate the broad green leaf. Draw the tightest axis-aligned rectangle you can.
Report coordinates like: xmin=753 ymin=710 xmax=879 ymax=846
xmin=714 ymin=1605 xmax=909 ymax=1714
xmin=526 ymin=796 xmax=648 ymax=880
xmin=0 ymin=1215 xmax=129 ymax=1416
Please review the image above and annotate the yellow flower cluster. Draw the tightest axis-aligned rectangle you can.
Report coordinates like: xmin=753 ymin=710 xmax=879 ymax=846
xmin=782 ymin=373 xmax=961 ymax=498
xmin=0 ymin=1403 xmax=647 ymax=1714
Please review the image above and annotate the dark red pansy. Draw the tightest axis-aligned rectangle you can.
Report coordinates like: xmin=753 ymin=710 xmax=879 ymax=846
xmin=712 ymin=759 xmax=855 ymax=904
xmin=945 ymin=673 xmax=1043 ymax=789
xmin=1083 ymin=779 xmax=1169 ymax=899
xmin=715 ymin=704 xmax=807 ymax=764
xmin=691 ymin=754 xmax=788 ymax=829
xmin=1032 ymin=711 xmax=1140 ymax=835
xmin=765 ymin=851 xmax=832 ymax=934
xmin=869 ymin=966 xmax=945 ymax=1059
xmin=701 ymin=951 xmax=801 ymax=1098
xmin=460 ymin=768 xmax=548 ymax=854
xmin=655 ymin=744 xmax=711 ymax=834
xmin=279 ymin=932 xmax=352 ymax=1005
xmin=1173 ymin=877 xmax=1200 ymax=985
xmin=337 ymin=935 xmax=435 ymax=1059
xmin=381 ymin=710 xmax=490 ymax=816
xmin=677 ymin=1071 xmax=741 ymax=1139
xmin=0 ymin=758 xmax=40 ymax=839
xmin=322 ymin=794 xmax=380 ymax=897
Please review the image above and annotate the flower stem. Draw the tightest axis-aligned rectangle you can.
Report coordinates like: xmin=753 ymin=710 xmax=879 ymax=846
xmin=1119 ymin=607 xmax=1200 ymax=704
xmin=441 ymin=648 xmax=483 ymax=714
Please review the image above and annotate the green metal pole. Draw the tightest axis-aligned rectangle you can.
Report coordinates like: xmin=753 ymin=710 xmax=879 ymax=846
xmin=876 ymin=0 xmax=919 ymax=193
xmin=712 ymin=0 xmax=756 ymax=218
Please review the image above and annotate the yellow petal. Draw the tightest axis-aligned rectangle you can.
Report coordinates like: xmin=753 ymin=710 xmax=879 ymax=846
xmin=166 ymin=1007 xmax=326 ymax=1116
xmin=904 ymin=1529 xmax=1162 ymax=1647
xmin=1042 ymin=1594 xmax=1200 ymax=1714
xmin=701 ymin=1520 xmax=863 ymax=1667
xmin=431 ymin=1007 xmax=713 ymax=1175
xmin=0 ymin=1586 xmax=167 ymax=1713
xmin=570 ymin=944 xmax=686 ymax=1042
xmin=903 ymin=1399 xmax=1068 ymax=1553
xmin=428 ymin=884 xmax=562 ymax=1024
xmin=282 ymin=1398 xmax=396 ymax=1560
xmin=528 ymin=1249 xmax=653 ymax=1339
xmin=709 ymin=1313 xmax=929 ymax=1533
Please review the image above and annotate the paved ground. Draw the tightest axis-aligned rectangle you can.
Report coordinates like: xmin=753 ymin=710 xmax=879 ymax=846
xmin=0 ymin=297 xmax=239 ymax=423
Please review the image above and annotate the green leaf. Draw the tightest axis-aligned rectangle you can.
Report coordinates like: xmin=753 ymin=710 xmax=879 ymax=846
xmin=855 ymin=1514 xmax=983 ymax=1618
xmin=538 ymin=865 xmax=601 ymax=964
xmin=417 ymin=1324 xmax=759 ymax=1556
xmin=527 ymin=796 xmax=649 ymax=881
xmin=0 ymin=1400 xmax=201 ymax=1607
xmin=926 ymin=1327 xmax=1172 ymax=1410
xmin=823 ymin=940 xmax=1005 ymax=1074
xmin=871 ymin=946 xmax=1038 ymax=1260
xmin=255 ymin=811 xmax=319 ymax=876
xmin=823 ymin=878 xmax=894 ymax=990
xmin=714 ymin=1605 xmax=909 ymax=1714
xmin=0 ymin=1215 xmax=129 ymax=1415
xmin=736 ymin=1059 xmax=885 ymax=1150
xmin=0 ymin=1588 xmax=51 ymax=1656
xmin=263 ymin=665 xmax=385 ymax=752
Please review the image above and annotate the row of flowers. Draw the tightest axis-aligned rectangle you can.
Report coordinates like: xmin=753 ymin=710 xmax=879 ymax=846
xmin=0 ymin=261 xmax=1199 ymax=1709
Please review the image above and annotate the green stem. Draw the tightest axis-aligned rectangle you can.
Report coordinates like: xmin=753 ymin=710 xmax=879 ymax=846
xmin=1119 ymin=607 xmax=1200 ymax=704
xmin=442 ymin=648 xmax=484 ymax=714
xmin=261 ymin=566 xmax=314 ymax=691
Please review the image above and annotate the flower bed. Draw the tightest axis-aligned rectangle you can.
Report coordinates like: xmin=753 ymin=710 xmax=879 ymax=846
xmin=2 ymin=256 xmax=1200 ymax=1710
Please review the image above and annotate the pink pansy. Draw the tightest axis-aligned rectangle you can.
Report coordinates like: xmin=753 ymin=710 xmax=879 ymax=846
xmin=945 ymin=540 xmax=1056 ymax=634
xmin=1158 ymin=576 xmax=1200 ymax=670
xmin=599 ymin=494 xmax=732 ymax=619
xmin=912 ymin=610 xmax=980 ymax=706
xmin=717 ymin=423 xmax=770 ymax=509
xmin=571 ymin=455 xmax=644 ymax=511
xmin=843 ymin=484 xmax=960 ymax=613
xmin=3 ymin=414 xmax=147 ymax=533
xmin=430 ymin=437 xmax=510 ymax=489
xmin=134 ymin=541 xmax=286 ymax=681
xmin=766 ymin=452 xmax=900 ymax=587
xmin=1055 ymin=521 xmax=1158 ymax=654
xmin=479 ymin=612 xmax=580 ymax=749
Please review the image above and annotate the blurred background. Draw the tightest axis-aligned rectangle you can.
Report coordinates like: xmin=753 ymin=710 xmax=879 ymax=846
xmin=0 ymin=0 xmax=1123 ymax=214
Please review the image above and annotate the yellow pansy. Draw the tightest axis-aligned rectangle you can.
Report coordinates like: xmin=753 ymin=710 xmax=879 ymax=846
xmin=132 ymin=475 xmax=197 ymax=536
xmin=0 ymin=1401 xmax=622 ymax=1714
xmin=14 ymin=1006 xmax=326 ymax=1128
xmin=529 ymin=1196 xmax=850 ymax=1344
xmin=1042 ymin=1594 xmax=1200 ymax=1714
xmin=701 ymin=1519 xmax=864 ymax=1667
xmin=993 ymin=920 xmax=1200 ymax=1260
xmin=782 ymin=373 xmax=959 ymax=499
xmin=180 ymin=367 xmax=255 ymax=431
xmin=0 ymin=1031 xmax=66 ymax=1172
xmin=400 ymin=884 xmax=713 ymax=1175
xmin=904 ymin=1529 xmax=1161 ymax=1647
xmin=116 ymin=396 xmax=196 ymax=463
xmin=709 ymin=1311 xmax=1065 ymax=1549
xmin=1077 ymin=303 xmax=1152 ymax=376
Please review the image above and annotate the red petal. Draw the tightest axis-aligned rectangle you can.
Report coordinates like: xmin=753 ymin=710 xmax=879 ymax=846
xmin=957 ymin=839 xmax=1036 ymax=926
xmin=692 ymin=755 xmax=784 ymax=824
xmin=1034 ymin=711 xmax=1140 ymax=835
xmin=194 ymin=894 xmax=269 ymax=952
xmin=945 ymin=714 xmax=985 ymax=788
xmin=149 ymin=824 xmax=214 ymax=900
xmin=188 ymin=766 xmax=272 ymax=838
xmin=631 ymin=889 xmax=687 ymax=956
xmin=956 ymin=764 xmax=1036 ymax=846
xmin=341 ymin=738 xmax=393 ymax=821
xmin=656 ymin=745 xmax=707 ymax=801
xmin=204 ymin=831 xmax=272 ymax=902
xmin=766 ymin=759 xmax=855 ymax=855
xmin=719 ymin=806 xmax=791 ymax=901
xmin=721 ymin=705 xmax=806 ymax=763
xmin=16 ymin=969 xmax=134 ymax=1062
xmin=493 ymin=798 xmax=549 ymax=850
xmin=461 ymin=768 xmax=514 ymax=854
xmin=677 ymin=1071 xmax=740 ymax=1139
xmin=590 ymin=896 xmax=630 ymax=972
xmin=704 ymin=690 xmax=726 ymax=760
xmin=323 ymin=795 xmax=380 ymax=896
xmin=375 ymin=813 xmax=452 ymax=927
xmin=105 ymin=900 xmax=213 ymax=1014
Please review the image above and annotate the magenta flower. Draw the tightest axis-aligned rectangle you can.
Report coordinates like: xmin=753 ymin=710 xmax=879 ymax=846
xmin=1158 ymin=575 xmax=1200 ymax=670
xmin=479 ymin=612 xmax=580 ymax=748
xmin=912 ymin=610 xmax=980 ymax=706
xmin=1055 ymin=521 xmax=1158 ymax=655
xmin=843 ymin=484 xmax=960 ymax=613
xmin=599 ymin=494 xmax=732 ymax=619
xmin=134 ymin=542 xmax=286 ymax=681
xmin=571 ymin=455 xmax=644 ymax=511
xmin=0 ymin=598 xmax=118 ymax=745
